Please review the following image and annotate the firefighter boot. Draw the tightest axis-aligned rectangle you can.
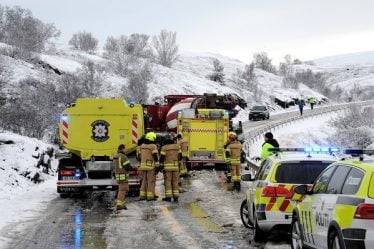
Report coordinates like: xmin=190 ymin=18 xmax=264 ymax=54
xmin=162 ymin=197 xmax=172 ymax=202
xmin=173 ymin=197 xmax=179 ymax=203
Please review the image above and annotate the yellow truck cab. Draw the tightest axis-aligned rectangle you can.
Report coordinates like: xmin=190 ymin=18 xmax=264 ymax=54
xmin=57 ymin=98 xmax=144 ymax=197
xmin=177 ymin=108 xmax=229 ymax=168
xmin=292 ymin=149 xmax=374 ymax=249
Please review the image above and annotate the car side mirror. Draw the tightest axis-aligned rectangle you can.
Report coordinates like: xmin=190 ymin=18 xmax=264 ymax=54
xmin=294 ymin=185 xmax=310 ymax=195
xmin=241 ymin=173 xmax=254 ymax=182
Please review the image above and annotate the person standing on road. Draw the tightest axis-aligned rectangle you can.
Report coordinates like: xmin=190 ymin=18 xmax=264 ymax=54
xmin=225 ymin=132 xmax=243 ymax=191
xmin=176 ymin=134 xmax=188 ymax=176
xmin=113 ymin=144 xmax=136 ymax=210
xmin=261 ymin=132 xmax=279 ymax=161
xmin=138 ymin=132 xmax=159 ymax=201
xmin=298 ymin=99 xmax=305 ymax=116
xmin=160 ymin=135 xmax=182 ymax=202
xmin=309 ymin=97 xmax=316 ymax=110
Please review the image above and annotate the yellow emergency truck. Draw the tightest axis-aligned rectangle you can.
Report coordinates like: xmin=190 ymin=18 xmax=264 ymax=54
xmin=57 ymin=98 xmax=144 ymax=197
xmin=177 ymin=109 xmax=229 ymax=168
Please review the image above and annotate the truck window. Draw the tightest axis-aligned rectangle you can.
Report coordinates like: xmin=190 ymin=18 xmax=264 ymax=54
xmin=326 ymin=166 xmax=351 ymax=194
xmin=275 ymin=161 xmax=332 ymax=184
xmin=342 ymin=168 xmax=365 ymax=195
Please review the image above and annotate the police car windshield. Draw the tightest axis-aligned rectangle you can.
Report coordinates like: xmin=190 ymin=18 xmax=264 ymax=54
xmin=252 ymin=106 xmax=266 ymax=111
xmin=275 ymin=161 xmax=332 ymax=184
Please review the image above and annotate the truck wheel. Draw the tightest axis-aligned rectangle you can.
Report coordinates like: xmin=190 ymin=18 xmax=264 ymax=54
xmin=186 ymin=161 xmax=192 ymax=171
xmin=59 ymin=193 xmax=70 ymax=198
xmin=214 ymin=163 xmax=226 ymax=171
xmin=240 ymin=199 xmax=253 ymax=228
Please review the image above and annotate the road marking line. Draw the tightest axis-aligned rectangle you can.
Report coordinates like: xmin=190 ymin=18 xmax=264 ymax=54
xmin=189 ymin=203 xmax=225 ymax=233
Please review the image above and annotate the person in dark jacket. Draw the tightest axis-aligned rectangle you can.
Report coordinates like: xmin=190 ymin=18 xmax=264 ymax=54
xmin=298 ymin=99 xmax=305 ymax=116
xmin=261 ymin=132 xmax=279 ymax=160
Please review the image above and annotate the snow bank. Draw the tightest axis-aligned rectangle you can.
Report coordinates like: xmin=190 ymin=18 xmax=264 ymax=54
xmin=0 ymin=131 xmax=58 ymax=248
xmin=248 ymin=114 xmax=338 ymax=158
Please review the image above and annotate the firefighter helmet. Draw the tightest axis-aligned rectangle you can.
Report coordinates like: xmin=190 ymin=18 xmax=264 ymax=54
xmin=145 ymin=132 xmax=157 ymax=142
xmin=228 ymin=131 xmax=237 ymax=140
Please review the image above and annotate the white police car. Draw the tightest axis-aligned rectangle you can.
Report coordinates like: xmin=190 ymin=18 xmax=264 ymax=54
xmin=291 ymin=149 xmax=374 ymax=249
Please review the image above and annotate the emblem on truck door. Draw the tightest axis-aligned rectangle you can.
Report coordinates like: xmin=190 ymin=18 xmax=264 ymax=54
xmin=91 ymin=120 xmax=110 ymax=142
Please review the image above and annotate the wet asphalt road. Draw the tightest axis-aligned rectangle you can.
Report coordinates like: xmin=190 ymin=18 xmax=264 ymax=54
xmin=4 ymin=171 xmax=290 ymax=249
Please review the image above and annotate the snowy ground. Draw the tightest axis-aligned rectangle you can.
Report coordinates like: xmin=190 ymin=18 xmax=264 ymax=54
xmin=0 ymin=132 xmax=58 ymax=248
xmin=247 ymin=112 xmax=338 ymax=159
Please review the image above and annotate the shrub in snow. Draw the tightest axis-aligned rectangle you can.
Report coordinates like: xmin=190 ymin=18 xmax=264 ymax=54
xmin=152 ymin=30 xmax=179 ymax=67
xmin=328 ymin=105 xmax=374 ymax=148
xmin=208 ymin=58 xmax=225 ymax=84
xmin=0 ymin=77 xmax=60 ymax=139
xmin=253 ymin=52 xmax=276 ymax=74
xmin=122 ymin=62 xmax=153 ymax=104
xmin=76 ymin=60 xmax=106 ymax=97
xmin=0 ymin=5 xmax=60 ymax=59
xmin=104 ymin=34 xmax=153 ymax=77
xmin=69 ymin=31 xmax=98 ymax=52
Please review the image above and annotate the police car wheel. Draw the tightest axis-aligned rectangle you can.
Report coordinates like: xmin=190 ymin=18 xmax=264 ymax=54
xmin=253 ymin=210 xmax=266 ymax=242
xmin=291 ymin=216 xmax=305 ymax=249
xmin=328 ymin=230 xmax=344 ymax=249
xmin=240 ymin=199 xmax=253 ymax=228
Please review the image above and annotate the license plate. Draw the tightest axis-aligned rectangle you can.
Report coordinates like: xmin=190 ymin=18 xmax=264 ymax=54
xmin=62 ymin=176 xmax=78 ymax=180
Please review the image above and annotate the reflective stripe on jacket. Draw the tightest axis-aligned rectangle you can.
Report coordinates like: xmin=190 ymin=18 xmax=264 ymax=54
xmin=139 ymin=143 xmax=159 ymax=171
xmin=113 ymin=152 xmax=130 ymax=181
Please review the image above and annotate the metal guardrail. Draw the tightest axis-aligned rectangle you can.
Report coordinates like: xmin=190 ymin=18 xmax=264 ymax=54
xmin=242 ymin=99 xmax=374 ymax=158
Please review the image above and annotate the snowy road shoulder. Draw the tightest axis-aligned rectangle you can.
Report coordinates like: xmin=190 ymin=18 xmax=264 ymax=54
xmin=0 ymin=178 xmax=58 ymax=248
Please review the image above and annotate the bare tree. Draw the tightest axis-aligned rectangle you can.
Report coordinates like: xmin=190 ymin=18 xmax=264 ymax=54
xmin=0 ymin=5 xmax=60 ymax=58
xmin=77 ymin=60 xmax=106 ymax=97
xmin=253 ymin=52 xmax=276 ymax=73
xmin=104 ymin=34 xmax=153 ymax=77
xmin=208 ymin=58 xmax=225 ymax=83
xmin=122 ymin=62 xmax=153 ymax=104
xmin=152 ymin=30 xmax=179 ymax=67
xmin=69 ymin=31 xmax=98 ymax=52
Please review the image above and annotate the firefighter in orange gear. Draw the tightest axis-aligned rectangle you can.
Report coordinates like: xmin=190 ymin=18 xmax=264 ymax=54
xmin=176 ymin=134 xmax=188 ymax=176
xmin=113 ymin=144 xmax=135 ymax=210
xmin=225 ymin=132 xmax=243 ymax=191
xmin=160 ymin=135 xmax=182 ymax=202
xmin=138 ymin=132 xmax=159 ymax=201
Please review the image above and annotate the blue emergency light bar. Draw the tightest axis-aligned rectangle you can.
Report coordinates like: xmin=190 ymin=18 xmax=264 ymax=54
xmin=268 ymin=147 xmax=340 ymax=154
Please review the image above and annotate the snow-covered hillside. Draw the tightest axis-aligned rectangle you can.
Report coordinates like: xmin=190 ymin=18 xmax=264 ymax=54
xmin=308 ymin=51 xmax=374 ymax=95
xmin=0 ymin=43 xmax=325 ymax=108
xmin=314 ymin=51 xmax=374 ymax=67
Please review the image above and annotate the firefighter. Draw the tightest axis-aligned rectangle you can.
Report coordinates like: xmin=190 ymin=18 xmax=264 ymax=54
xmin=225 ymin=132 xmax=243 ymax=191
xmin=160 ymin=134 xmax=182 ymax=202
xmin=224 ymin=131 xmax=237 ymax=182
xmin=138 ymin=132 xmax=159 ymax=201
xmin=176 ymin=134 xmax=188 ymax=176
xmin=113 ymin=144 xmax=135 ymax=210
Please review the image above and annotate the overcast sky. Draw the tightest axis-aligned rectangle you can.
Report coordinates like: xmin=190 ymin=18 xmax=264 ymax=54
xmin=2 ymin=0 xmax=374 ymax=63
